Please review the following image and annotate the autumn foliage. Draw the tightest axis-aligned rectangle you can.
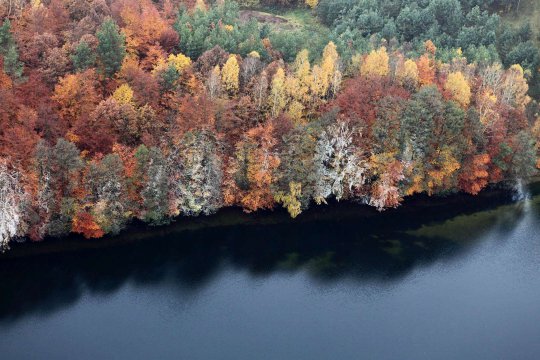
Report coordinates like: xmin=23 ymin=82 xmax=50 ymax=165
xmin=0 ymin=0 xmax=537 ymax=251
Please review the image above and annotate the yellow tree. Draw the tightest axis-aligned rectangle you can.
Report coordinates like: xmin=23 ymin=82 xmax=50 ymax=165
xmin=269 ymin=67 xmax=286 ymax=117
xmin=221 ymin=55 xmax=240 ymax=96
xmin=166 ymin=53 xmax=192 ymax=72
xmin=293 ymin=49 xmax=311 ymax=103
xmin=321 ymin=42 xmax=341 ymax=97
xmin=310 ymin=65 xmax=329 ymax=99
xmin=153 ymin=53 xmax=192 ymax=73
xmin=396 ymin=59 xmax=419 ymax=88
xmin=361 ymin=47 xmax=389 ymax=77
xmin=287 ymin=101 xmax=304 ymax=124
xmin=476 ymin=89 xmax=498 ymax=128
xmin=427 ymin=148 xmax=461 ymax=194
xmin=322 ymin=42 xmax=339 ymax=76
xmin=501 ymin=64 xmax=530 ymax=110
xmin=444 ymin=71 xmax=471 ymax=108
xmin=275 ymin=182 xmax=302 ymax=218
xmin=305 ymin=0 xmax=318 ymax=9
xmin=112 ymin=83 xmax=134 ymax=105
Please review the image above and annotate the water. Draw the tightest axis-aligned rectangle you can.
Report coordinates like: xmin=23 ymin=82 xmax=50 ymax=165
xmin=1 ymin=186 xmax=540 ymax=360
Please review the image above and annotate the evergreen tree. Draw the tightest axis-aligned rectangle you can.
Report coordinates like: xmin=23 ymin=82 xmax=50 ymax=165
xmin=0 ymin=19 xmax=23 ymax=79
xmin=96 ymin=18 xmax=126 ymax=78
xmin=71 ymin=41 xmax=96 ymax=72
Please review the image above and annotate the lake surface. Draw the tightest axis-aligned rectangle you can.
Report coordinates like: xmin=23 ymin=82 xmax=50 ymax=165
xmin=1 ymin=185 xmax=540 ymax=360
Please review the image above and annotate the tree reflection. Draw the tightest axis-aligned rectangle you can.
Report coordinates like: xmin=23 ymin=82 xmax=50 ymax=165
xmin=0 ymin=188 xmax=535 ymax=323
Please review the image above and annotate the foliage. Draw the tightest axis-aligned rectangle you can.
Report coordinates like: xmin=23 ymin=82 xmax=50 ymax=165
xmin=96 ymin=18 xmax=127 ymax=78
xmin=0 ymin=0 xmax=537 ymax=249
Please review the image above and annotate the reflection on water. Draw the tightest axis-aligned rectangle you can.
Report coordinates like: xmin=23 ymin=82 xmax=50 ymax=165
xmin=1 ymin=185 xmax=538 ymax=325
xmin=1 ymin=187 xmax=539 ymax=360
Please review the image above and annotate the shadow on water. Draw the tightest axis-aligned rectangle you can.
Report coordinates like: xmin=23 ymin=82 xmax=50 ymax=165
xmin=0 ymin=184 xmax=539 ymax=324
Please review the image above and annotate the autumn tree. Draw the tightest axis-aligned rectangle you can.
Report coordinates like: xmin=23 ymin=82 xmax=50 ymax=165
xmin=361 ymin=47 xmax=389 ymax=78
xmin=445 ymin=72 xmax=471 ymax=107
xmin=53 ymin=69 xmax=101 ymax=127
xmin=369 ymin=152 xmax=404 ymax=211
xmin=277 ymin=123 xmax=317 ymax=208
xmin=229 ymin=123 xmax=280 ymax=212
xmin=417 ymin=54 xmax=435 ymax=86
xmin=270 ymin=67 xmax=286 ymax=117
xmin=395 ymin=59 xmax=419 ymax=90
xmin=207 ymin=65 xmax=222 ymax=98
xmin=275 ymin=182 xmax=302 ymax=218
xmin=305 ymin=0 xmax=318 ymax=9
xmin=35 ymin=139 xmax=83 ymax=237
xmin=169 ymin=130 xmax=223 ymax=216
xmin=85 ymin=154 xmax=128 ymax=235
xmin=72 ymin=211 xmax=104 ymax=239
xmin=313 ymin=120 xmax=368 ymax=203
xmin=138 ymin=146 xmax=169 ymax=225
xmin=321 ymin=42 xmax=341 ymax=98
xmin=0 ymin=161 xmax=27 ymax=251
xmin=221 ymin=54 xmax=240 ymax=96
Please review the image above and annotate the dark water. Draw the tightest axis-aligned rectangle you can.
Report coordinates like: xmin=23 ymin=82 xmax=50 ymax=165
xmin=1 ymin=186 xmax=540 ymax=360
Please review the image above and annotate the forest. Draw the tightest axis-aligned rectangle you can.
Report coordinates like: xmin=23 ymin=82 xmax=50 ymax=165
xmin=0 ymin=0 xmax=539 ymax=250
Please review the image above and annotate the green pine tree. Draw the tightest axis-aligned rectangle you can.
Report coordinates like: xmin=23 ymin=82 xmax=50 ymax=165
xmin=0 ymin=19 xmax=23 ymax=79
xmin=96 ymin=18 xmax=126 ymax=78
xmin=71 ymin=41 xmax=96 ymax=72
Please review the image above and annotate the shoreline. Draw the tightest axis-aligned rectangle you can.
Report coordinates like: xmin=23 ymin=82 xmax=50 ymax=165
xmin=1 ymin=181 xmax=538 ymax=261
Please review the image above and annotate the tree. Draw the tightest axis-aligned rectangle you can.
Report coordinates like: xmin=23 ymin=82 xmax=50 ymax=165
xmin=89 ymin=98 xmax=140 ymax=146
xmin=85 ymin=154 xmax=128 ymax=235
xmin=500 ymin=64 xmax=530 ymax=110
xmin=270 ymin=67 xmax=286 ymax=117
xmin=305 ymin=0 xmax=318 ymax=9
xmin=112 ymin=84 xmax=134 ymax=105
xmin=361 ymin=47 xmax=389 ymax=77
xmin=96 ymin=18 xmax=126 ymax=78
xmin=229 ymin=123 xmax=280 ymax=212
xmin=277 ymin=124 xmax=317 ymax=209
xmin=321 ymin=41 xmax=341 ymax=97
xmin=207 ymin=65 xmax=222 ymax=98
xmin=293 ymin=49 xmax=311 ymax=101
xmin=0 ymin=20 xmax=23 ymax=79
xmin=313 ymin=120 xmax=368 ymax=203
xmin=459 ymin=154 xmax=490 ymax=195
xmin=417 ymin=54 xmax=435 ymax=86
xmin=445 ymin=72 xmax=471 ymax=107
xmin=53 ymin=69 xmax=101 ymax=127
xmin=153 ymin=53 xmax=192 ymax=73
xmin=221 ymin=54 xmax=239 ymax=96
xmin=169 ymin=130 xmax=223 ymax=216
xmin=35 ymin=139 xmax=83 ymax=238
xmin=140 ymin=147 xmax=169 ymax=225
xmin=0 ymin=161 xmax=27 ymax=251
xmin=72 ymin=211 xmax=104 ymax=239
xmin=396 ymin=59 xmax=419 ymax=89
xmin=71 ymin=41 xmax=96 ymax=72
xmin=275 ymin=182 xmax=302 ymax=218
xmin=369 ymin=152 xmax=404 ymax=211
